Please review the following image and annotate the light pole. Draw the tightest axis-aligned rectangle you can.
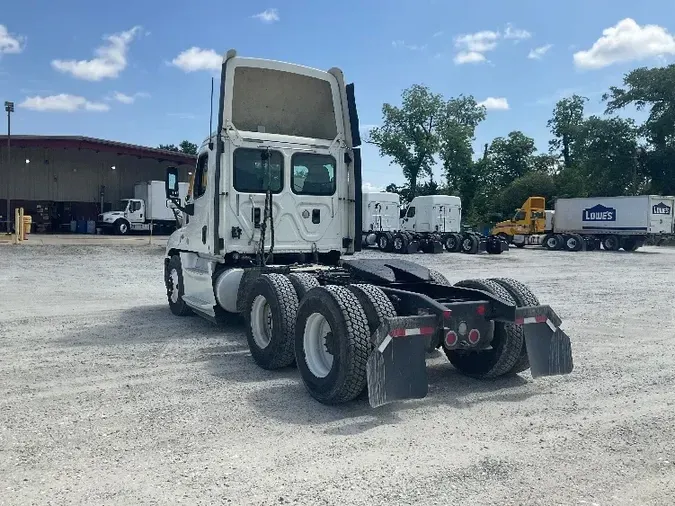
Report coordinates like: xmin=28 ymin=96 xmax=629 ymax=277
xmin=4 ymin=101 xmax=14 ymax=233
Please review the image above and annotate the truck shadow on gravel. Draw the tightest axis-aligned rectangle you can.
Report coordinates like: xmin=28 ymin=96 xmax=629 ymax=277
xmin=243 ymin=362 xmax=536 ymax=436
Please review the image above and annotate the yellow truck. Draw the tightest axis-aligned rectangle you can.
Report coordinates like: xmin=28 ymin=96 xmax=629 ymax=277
xmin=490 ymin=196 xmax=548 ymax=248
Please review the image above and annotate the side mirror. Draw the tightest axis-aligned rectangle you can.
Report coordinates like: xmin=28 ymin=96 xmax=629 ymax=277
xmin=166 ymin=166 xmax=180 ymax=199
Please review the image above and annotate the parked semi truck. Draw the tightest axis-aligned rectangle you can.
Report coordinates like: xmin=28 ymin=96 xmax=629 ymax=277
xmin=98 ymin=180 xmax=188 ymax=235
xmin=162 ymin=49 xmax=573 ymax=408
xmin=396 ymin=195 xmax=508 ymax=255
xmin=361 ymin=191 xmax=400 ymax=251
xmin=491 ymin=195 xmax=675 ymax=251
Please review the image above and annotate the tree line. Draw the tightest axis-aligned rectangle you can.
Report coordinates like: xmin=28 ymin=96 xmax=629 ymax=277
xmin=368 ymin=64 xmax=675 ymax=225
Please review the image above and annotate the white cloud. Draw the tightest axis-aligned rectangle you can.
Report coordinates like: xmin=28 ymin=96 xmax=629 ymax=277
xmin=433 ymin=31 xmax=444 ymax=38
xmin=528 ymin=44 xmax=553 ymax=60
xmin=454 ymin=51 xmax=487 ymax=64
xmin=392 ymin=40 xmax=427 ymax=51
xmin=504 ymin=23 xmax=532 ymax=40
xmin=0 ymin=24 xmax=25 ymax=54
xmin=362 ymin=182 xmax=383 ymax=192
xmin=478 ymin=97 xmax=510 ymax=110
xmin=171 ymin=47 xmax=221 ymax=72
xmin=253 ymin=8 xmax=280 ymax=23
xmin=51 ymin=26 xmax=142 ymax=81
xmin=574 ymin=18 xmax=675 ymax=69
xmin=110 ymin=91 xmax=149 ymax=104
xmin=19 ymin=94 xmax=110 ymax=112
xmin=167 ymin=112 xmax=197 ymax=120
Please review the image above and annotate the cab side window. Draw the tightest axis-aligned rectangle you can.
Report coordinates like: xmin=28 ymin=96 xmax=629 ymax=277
xmin=407 ymin=207 xmax=416 ymax=218
xmin=194 ymin=153 xmax=208 ymax=199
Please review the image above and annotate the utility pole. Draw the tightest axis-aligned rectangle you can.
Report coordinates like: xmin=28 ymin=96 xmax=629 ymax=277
xmin=4 ymin=101 xmax=14 ymax=233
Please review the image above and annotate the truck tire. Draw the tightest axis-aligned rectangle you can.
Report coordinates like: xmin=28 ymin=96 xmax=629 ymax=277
xmin=602 ymin=236 xmax=620 ymax=251
xmin=287 ymin=273 xmax=320 ymax=302
xmin=245 ymin=273 xmax=298 ymax=370
xmin=114 ymin=219 xmax=130 ymax=235
xmin=489 ymin=277 xmax=540 ymax=374
xmin=378 ymin=232 xmax=393 ymax=252
xmin=497 ymin=233 xmax=512 ymax=244
xmin=444 ymin=233 xmax=460 ymax=252
xmin=295 ymin=285 xmax=370 ymax=404
xmin=584 ymin=236 xmax=599 ymax=251
xmin=543 ymin=234 xmax=562 ymax=250
xmin=445 ymin=279 xmax=524 ymax=379
xmin=460 ymin=234 xmax=480 ymax=254
xmin=428 ymin=268 xmax=451 ymax=286
xmin=392 ymin=233 xmax=408 ymax=254
xmin=165 ymin=255 xmax=193 ymax=316
xmin=563 ymin=234 xmax=584 ymax=251
xmin=346 ymin=284 xmax=397 ymax=335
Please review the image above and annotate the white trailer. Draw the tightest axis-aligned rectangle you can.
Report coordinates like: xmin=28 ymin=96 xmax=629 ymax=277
xmin=98 ymin=180 xmax=189 ymax=235
xmin=361 ymin=191 xmax=400 ymax=250
xmin=538 ymin=195 xmax=675 ymax=251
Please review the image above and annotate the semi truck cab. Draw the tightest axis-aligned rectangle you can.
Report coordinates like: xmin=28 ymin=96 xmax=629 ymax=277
xmin=491 ymin=196 xmax=547 ymax=244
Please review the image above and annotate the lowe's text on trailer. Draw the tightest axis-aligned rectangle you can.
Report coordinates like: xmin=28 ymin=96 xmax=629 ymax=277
xmin=653 ymin=202 xmax=672 ymax=215
xmin=583 ymin=205 xmax=616 ymax=222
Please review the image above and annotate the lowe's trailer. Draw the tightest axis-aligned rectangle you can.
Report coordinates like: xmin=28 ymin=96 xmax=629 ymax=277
xmin=539 ymin=195 xmax=674 ymax=251
xmin=162 ymin=49 xmax=573 ymax=407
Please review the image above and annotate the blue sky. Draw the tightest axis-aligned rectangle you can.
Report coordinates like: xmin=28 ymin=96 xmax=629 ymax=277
xmin=1 ymin=0 xmax=675 ymax=189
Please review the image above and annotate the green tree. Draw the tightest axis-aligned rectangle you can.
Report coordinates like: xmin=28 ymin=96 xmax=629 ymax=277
xmin=547 ymin=94 xmax=588 ymax=168
xmin=487 ymin=131 xmax=537 ymax=188
xmin=494 ymin=172 xmax=557 ymax=219
xmin=179 ymin=140 xmax=198 ymax=155
xmin=369 ymin=85 xmax=445 ymax=198
xmin=603 ymin=65 xmax=675 ymax=194
xmin=159 ymin=144 xmax=180 ymax=152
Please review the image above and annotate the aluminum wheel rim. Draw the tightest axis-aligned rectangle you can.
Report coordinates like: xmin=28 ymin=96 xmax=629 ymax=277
xmin=463 ymin=238 xmax=472 ymax=250
xmin=547 ymin=237 xmax=557 ymax=248
xmin=567 ymin=238 xmax=577 ymax=249
xmin=394 ymin=237 xmax=403 ymax=250
xmin=379 ymin=236 xmax=387 ymax=249
xmin=447 ymin=237 xmax=456 ymax=249
xmin=170 ymin=269 xmax=180 ymax=303
xmin=250 ymin=295 xmax=273 ymax=349
xmin=303 ymin=313 xmax=334 ymax=378
xmin=120 ymin=223 xmax=128 ymax=233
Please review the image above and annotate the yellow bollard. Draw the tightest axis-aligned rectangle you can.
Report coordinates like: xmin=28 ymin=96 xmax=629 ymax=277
xmin=19 ymin=208 xmax=25 ymax=242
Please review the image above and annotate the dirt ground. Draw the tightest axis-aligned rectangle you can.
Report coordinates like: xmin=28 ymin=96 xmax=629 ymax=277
xmin=1 ymin=243 xmax=674 ymax=505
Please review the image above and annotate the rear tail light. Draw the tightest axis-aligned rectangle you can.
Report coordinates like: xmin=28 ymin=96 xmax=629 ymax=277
xmin=445 ymin=331 xmax=458 ymax=347
xmin=476 ymin=304 xmax=486 ymax=316
xmin=468 ymin=329 xmax=480 ymax=345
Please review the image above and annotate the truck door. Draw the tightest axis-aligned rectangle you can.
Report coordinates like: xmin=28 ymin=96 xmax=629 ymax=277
xmin=401 ymin=205 xmax=416 ymax=231
xmin=127 ymin=199 xmax=144 ymax=224
xmin=183 ymin=151 xmax=213 ymax=254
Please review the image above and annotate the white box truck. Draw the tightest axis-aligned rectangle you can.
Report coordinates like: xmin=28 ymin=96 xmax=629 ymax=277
xmin=98 ymin=180 xmax=189 ymax=235
xmin=361 ymin=191 xmax=400 ymax=250
xmin=510 ymin=195 xmax=675 ymax=251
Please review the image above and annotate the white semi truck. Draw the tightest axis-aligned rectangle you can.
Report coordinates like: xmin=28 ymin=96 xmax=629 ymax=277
xmin=98 ymin=180 xmax=188 ymax=235
xmin=361 ymin=191 xmax=400 ymax=251
xmin=161 ymin=49 xmax=573 ymax=408
xmin=396 ymin=195 xmax=508 ymax=254
xmin=512 ymin=195 xmax=675 ymax=251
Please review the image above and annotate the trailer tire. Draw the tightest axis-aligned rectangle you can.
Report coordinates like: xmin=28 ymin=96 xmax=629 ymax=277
xmin=445 ymin=279 xmax=524 ymax=379
xmin=602 ymin=236 xmax=620 ymax=251
xmin=347 ymin=284 xmax=397 ymax=335
xmin=287 ymin=273 xmax=320 ymax=302
xmin=489 ymin=277 xmax=540 ymax=374
xmin=245 ymin=273 xmax=298 ymax=370
xmin=621 ymin=237 xmax=640 ymax=251
xmin=114 ymin=219 xmax=130 ymax=235
xmin=392 ymin=233 xmax=408 ymax=254
xmin=295 ymin=286 xmax=370 ymax=404
xmin=378 ymin=232 xmax=393 ymax=252
xmin=564 ymin=234 xmax=584 ymax=251
xmin=461 ymin=234 xmax=480 ymax=254
xmin=584 ymin=236 xmax=599 ymax=251
xmin=165 ymin=255 xmax=193 ymax=317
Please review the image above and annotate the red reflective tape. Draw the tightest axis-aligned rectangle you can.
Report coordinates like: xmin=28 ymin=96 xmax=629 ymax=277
xmin=515 ymin=317 xmax=524 ymax=325
xmin=535 ymin=315 xmax=547 ymax=323
xmin=443 ymin=310 xmax=452 ymax=319
xmin=419 ymin=326 xmax=436 ymax=336
xmin=389 ymin=328 xmax=406 ymax=337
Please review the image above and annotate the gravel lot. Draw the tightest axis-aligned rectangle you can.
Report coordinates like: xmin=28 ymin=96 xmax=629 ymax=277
xmin=1 ymin=243 xmax=674 ymax=505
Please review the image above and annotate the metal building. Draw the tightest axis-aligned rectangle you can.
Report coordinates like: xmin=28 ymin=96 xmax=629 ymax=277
xmin=0 ymin=135 xmax=195 ymax=233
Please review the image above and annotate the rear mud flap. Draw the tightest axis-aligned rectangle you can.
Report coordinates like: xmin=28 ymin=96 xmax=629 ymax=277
xmin=367 ymin=316 xmax=435 ymax=408
xmin=429 ymin=241 xmax=444 ymax=254
xmin=406 ymin=241 xmax=421 ymax=254
xmin=524 ymin=324 xmax=573 ymax=377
